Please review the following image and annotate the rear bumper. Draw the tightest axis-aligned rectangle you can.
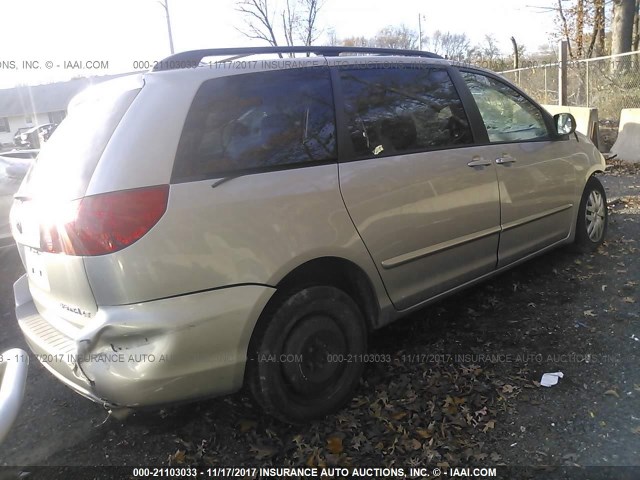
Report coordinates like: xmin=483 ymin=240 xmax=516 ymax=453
xmin=14 ymin=274 xmax=274 ymax=408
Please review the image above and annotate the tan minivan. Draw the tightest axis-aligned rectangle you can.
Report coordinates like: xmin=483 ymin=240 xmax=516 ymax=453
xmin=10 ymin=46 xmax=607 ymax=423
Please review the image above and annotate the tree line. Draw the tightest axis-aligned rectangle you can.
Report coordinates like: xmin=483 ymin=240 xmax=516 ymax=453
xmin=235 ymin=0 xmax=640 ymax=66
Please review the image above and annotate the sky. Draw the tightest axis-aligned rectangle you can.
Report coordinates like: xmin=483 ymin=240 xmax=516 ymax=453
xmin=0 ymin=0 xmax=561 ymax=88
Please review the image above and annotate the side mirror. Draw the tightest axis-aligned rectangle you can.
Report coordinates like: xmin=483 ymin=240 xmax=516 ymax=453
xmin=554 ymin=113 xmax=577 ymax=136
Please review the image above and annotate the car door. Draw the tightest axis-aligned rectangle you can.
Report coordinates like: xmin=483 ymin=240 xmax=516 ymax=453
xmin=334 ymin=63 xmax=501 ymax=311
xmin=460 ymin=70 xmax=577 ymax=268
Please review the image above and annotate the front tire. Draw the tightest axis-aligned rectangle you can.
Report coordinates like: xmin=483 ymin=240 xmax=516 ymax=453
xmin=574 ymin=176 xmax=607 ymax=252
xmin=247 ymin=285 xmax=367 ymax=424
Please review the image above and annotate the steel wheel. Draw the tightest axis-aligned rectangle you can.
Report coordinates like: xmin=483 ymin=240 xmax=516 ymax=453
xmin=247 ymin=285 xmax=367 ymax=424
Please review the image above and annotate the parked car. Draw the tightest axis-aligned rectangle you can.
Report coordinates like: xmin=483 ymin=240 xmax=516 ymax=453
xmin=12 ymin=128 xmax=31 ymax=148
xmin=0 ymin=349 xmax=29 ymax=443
xmin=0 ymin=149 xmax=38 ymax=180
xmin=9 ymin=46 xmax=607 ymax=424
xmin=13 ymin=124 xmax=57 ymax=149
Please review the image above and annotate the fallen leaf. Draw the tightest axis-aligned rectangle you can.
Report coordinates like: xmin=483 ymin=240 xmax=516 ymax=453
xmin=326 ymin=435 xmax=344 ymax=455
xmin=632 ymin=426 xmax=640 ymax=435
xmin=604 ymin=389 xmax=620 ymax=398
xmin=482 ymin=420 xmax=496 ymax=432
xmin=170 ymin=450 xmax=186 ymax=464
xmin=392 ymin=411 xmax=408 ymax=421
xmin=584 ymin=310 xmax=597 ymax=317
xmin=350 ymin=432 xmax=367 ymax=451
xmin=623 ymin=297 xmax=636 ymax=303
xmin=406 ymin=438 xmax=422 ymax=450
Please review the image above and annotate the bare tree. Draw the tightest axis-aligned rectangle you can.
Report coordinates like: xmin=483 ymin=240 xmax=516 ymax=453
xmin=556 ymin=0 xmax=576 ymax=58
xmin=612 ymin=0 xmax=635 ymax=54
xmin=611 ymin=0 xmax=636 ymax=71
xmin=299 ymin=0 xmax=322 ymax=47
xmin=341 ymin=36 xmax=371 ymax=48
xmin=373 ymin=25 xmax=419 ymax=50
xmin=281 ymin=0 xmax=297 ymax=47
xmin=236 ymin=0 xmax=324 ymax=55
xmin=586 ymin=0 xmax=606 ymax=58
xmin=553 ymin=0 xmax=609 ymax=59
xmin=325 ymin=28 xmax=339 ymax=46
xmin=634 ymin=0 xmax=640 ymax=51
xmin=481 ymin=34 xmax=501 ymax=61
xmin=429 ymin=31 xmax=472 ymax=59
xmin=236 ymin=0 xmax=281 ymax=48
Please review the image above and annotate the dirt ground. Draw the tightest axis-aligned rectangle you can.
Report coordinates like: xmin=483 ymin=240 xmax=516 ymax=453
xmin=0 ymin=166 xmax=638 ymax=479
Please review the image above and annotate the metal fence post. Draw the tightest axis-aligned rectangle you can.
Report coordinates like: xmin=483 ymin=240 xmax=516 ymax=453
xmin=559 ymin=41 xmax=568 ymax=106
xmin=585 ymin=61 xmax=589 ymax=107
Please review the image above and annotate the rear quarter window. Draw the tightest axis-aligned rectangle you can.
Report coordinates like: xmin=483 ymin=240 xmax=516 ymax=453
xmin=172 ymin=67 xmax=337 ymax=182
xmin=19 ymin=77 xmax=141 ymax=201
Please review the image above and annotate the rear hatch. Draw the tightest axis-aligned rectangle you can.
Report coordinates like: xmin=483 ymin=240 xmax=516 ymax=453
xmin=10 ymin=75 xmax=143 ymax=328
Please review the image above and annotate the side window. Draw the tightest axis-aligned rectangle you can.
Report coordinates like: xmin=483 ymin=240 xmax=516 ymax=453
xmin=339 ymin=66 xmax=472 ymax=159
xmin=462 ymin=72 xmax=549 ymax=143
xmin=173 ymin=67 xmax=337 ymax=181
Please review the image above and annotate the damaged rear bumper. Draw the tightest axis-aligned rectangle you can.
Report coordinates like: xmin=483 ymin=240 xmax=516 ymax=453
xmin=13 ymin=274 xmax=274 ymax=407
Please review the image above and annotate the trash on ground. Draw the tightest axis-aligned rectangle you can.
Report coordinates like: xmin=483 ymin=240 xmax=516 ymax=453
xmin=540 ymin=372 xmax=564 ymax=387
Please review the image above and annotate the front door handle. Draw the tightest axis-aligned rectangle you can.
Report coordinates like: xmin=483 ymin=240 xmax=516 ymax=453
xmin=467 ymin=157 xmax=492 ymax=167
xmin=495 ymin=156 xmax=516 ymax=165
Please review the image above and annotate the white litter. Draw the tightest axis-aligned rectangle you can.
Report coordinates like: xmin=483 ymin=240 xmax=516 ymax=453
xmin=540 ymin=372 xmax=564 ymax=387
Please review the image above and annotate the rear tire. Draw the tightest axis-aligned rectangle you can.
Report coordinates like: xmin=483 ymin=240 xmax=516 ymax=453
xmin=247 ymin=285 xmax=367 ymax=424
xmin=573 ymin=176 xmax=607 ymax=253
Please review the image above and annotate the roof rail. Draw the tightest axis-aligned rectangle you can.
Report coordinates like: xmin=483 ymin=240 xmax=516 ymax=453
xmin=152 ymin=46 xmax=444 ymax=71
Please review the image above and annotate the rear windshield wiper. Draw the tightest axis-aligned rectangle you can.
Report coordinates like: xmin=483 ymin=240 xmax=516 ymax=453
xmin=211 ymin=174 xmax=245 ymax=189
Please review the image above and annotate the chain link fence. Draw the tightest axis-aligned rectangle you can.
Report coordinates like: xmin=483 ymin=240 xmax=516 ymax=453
xmin=499 ymin=50 xmax=640 ymax=120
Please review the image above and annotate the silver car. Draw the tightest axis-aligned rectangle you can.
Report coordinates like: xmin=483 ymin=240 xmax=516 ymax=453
xmin=10 ymin=46 xmax=607 ymax=423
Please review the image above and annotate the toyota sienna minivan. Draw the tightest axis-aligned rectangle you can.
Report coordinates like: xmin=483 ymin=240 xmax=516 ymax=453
xmin=10 ymin=46 xmax=607 ymax=423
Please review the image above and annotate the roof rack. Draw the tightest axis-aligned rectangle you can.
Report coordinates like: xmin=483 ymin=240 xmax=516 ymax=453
xmin=152 ymin=46 xmax=444 ymax=71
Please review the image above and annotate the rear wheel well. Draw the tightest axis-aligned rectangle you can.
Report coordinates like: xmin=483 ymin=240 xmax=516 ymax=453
xmin=274 ymin=257 xmax=379 ymax=332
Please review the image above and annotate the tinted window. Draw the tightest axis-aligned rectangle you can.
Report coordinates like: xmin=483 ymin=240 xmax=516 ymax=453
xmin=173 ymin=67 xmax=336 ymax=181
xmin=462 ymin=72 xmax=549 ymax=142
xmin=339 ymin=66 xmax=472 ymax=159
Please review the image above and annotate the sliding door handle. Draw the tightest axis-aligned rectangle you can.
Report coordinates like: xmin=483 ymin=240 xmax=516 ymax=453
xmin=496 ymin=156 xmax=516 ymax=165
xmin=467 ymin=157 xmax=492 ymax=167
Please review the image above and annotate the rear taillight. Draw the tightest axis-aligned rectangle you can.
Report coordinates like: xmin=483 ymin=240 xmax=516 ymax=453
xmin=40 ymin=185 xmax=169 ymax=256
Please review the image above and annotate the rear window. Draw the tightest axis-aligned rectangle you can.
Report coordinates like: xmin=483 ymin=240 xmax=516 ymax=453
xmin=172 ymin=67 xmax=337 ymax=182
xmin=19 ymin=77 xmax=141 ymax=201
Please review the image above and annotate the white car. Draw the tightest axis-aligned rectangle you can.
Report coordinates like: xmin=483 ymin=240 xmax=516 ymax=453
xmin=0 ymin=349 xmax=28 ymax=443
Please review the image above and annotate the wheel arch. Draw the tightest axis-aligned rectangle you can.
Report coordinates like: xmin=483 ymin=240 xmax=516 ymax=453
xmin=272 ymin=256 xmax=381 ymax=333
